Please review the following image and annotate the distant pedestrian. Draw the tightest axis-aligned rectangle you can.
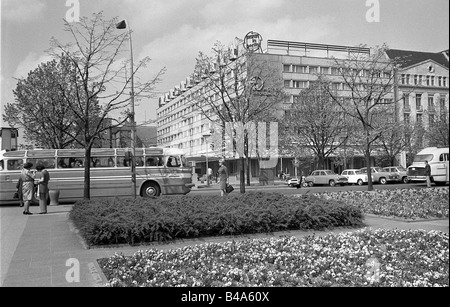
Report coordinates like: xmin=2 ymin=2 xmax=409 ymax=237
xmin=217 ymin=159 xmax=229 ymax=197
xmin=36 ymin=164 xmax=50 ymax=214
xmin=21 ymin=162 xmax=35 ymax=215
xmin=425 ymin=160 xmax=431 ymax=188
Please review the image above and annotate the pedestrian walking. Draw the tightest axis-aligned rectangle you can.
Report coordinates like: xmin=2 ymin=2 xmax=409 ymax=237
xmin=36 ymin=164 xmax=50 ymax=214
xmin=21 ymin=162 xmax=35 ymax=215
xmin=425 ymin=160 xmax=431 ymax=188
xmin=217 ymin=158 xmax=229 ymax=197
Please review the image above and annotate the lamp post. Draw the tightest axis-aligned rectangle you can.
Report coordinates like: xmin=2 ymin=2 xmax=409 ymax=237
xmin=117 ymin=19 xmax=137 ymax=198
xmin=203 ymin=133 xmax=211 ymax=186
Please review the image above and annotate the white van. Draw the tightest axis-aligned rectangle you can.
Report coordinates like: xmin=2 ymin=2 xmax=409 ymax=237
xmin=406 ymin=147 xmax=449 ymax=186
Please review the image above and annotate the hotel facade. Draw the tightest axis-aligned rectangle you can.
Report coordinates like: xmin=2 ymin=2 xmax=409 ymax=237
xmin=156 ymin=36 xmax=449 ymax=180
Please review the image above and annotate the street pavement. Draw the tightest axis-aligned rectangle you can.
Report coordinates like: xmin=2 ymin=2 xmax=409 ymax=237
xmin=0 ymin=181 xmax=448 ymax=287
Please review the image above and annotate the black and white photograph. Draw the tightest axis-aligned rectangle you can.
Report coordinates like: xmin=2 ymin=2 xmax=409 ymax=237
xmin=0 ymin=0 xmax=448 ymax=296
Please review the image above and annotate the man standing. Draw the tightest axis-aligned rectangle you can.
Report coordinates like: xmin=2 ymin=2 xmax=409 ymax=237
xmin=425 ymin=160 xmax=431 ymax=188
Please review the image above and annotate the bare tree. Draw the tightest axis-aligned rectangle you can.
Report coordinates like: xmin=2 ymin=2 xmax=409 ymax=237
xmin=48 ymin=12 xmax=165 ymax=199
xmin=323 ymin=44 xmax=398 ymax=191
xmin=193 ymin=41 xmax=287 ymax=193
xmin=282 ymin=81 xmax=350 ymax=170
xmin=425 ymin=103 xmax=449 ymax=148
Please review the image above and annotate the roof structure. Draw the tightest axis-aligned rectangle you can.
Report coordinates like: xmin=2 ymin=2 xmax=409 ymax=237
xmin=386 ymin=49 xmax=449 ymax=69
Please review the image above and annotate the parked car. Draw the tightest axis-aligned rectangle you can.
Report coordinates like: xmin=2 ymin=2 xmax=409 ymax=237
xmin=287 ymin=178 xmax=300 ymax=187
xmin=383 ymin=166 xmax=408 ymax=183
xmin=359 ymin=167 xmax=400 ymax=184
xmin=304 ymin=170 xmax=348 ymax=187
xmin=341 ymin=169 xmax=372 ymax=186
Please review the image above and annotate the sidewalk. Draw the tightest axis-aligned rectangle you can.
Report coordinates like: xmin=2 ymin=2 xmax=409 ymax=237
xmin=0 ymin=201 xmax=448 ymax=287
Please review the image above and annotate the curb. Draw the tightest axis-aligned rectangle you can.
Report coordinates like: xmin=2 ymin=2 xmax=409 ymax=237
xmin=364 ymin=213 xmax=449 ymax=223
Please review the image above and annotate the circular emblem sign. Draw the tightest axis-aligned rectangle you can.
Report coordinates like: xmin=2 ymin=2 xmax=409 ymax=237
xmin=243 ymin=31 xmax=263 ymax=53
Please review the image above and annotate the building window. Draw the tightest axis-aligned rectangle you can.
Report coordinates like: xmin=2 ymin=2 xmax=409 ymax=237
xmin=406 ymin=74 xmax=410 ymax=85
xmin=293 ymin=80 xmax=307 ymax=88
xmin=403 ymin=94 xmax=410 ymax=110
xmin=293 ymin=65 xmax=307 ymax=73
xmin=320 ymin=67 xmax=329 ymax=74
xmin=438 ymin=77 xmax=442 ymax=87
xmin=309 ymin=66 xmax=318 ymax=74
xmin=416 ymin=94 xmax=422 ymax=110
xmin=429 ymin=114 xmax=435 ymax=127
xmin=284 ymin=80 xmax=291 ymax=88
xmin=331 ymin=83 xmax=341 ymax=90
xmin=331 ymin=68 xmax=341 ymax=75
xmin=416 ymin=113 xmax=422 ymax=124
xmin=401 ymin=74 xmax=406 ymax=85
xmin=428 ymin=95 xmax=434 ymax=110
xmin=443 ymin=77 xmax=447 ymax=87
xmin=414 ymin=75 xmax=418 ymax=85
xmin=404 ymin=113 xmax=410 ymax=124
xmin=426 ymin=76 xmax=430 ymax=86
xmin=283 ymin=65 xmax=291 ymax=73
xmin=440 ymin=98 xmax=447 ymax=113
xmin=431 ymin=76 xmax=435 ymax=86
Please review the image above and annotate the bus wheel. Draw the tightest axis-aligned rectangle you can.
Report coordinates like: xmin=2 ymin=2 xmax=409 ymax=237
xmin=141 ymin=182 xmax=161 ymax=197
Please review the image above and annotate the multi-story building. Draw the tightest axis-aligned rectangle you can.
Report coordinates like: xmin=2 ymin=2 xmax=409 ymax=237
xmin=386 ymin=49 xmax=449 ymax=165
xmin=157 ymin=37 xmax=449 ymax=179
xmin=0 ymin=127 xmax=19 ymax=151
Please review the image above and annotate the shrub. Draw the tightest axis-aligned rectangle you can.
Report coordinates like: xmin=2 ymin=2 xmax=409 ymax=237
xmin=69 ymin=192 xmax=363 ymax=247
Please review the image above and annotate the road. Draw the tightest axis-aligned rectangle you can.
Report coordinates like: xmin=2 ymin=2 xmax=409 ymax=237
xmin=189 ymin=182 xmax=442 ymax=196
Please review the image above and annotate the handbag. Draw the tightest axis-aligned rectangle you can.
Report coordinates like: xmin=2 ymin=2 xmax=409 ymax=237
xmin=13 ymin=191 xmax=19 ymax=199
xmin=225 ymin=184 xmax=234 ymax=194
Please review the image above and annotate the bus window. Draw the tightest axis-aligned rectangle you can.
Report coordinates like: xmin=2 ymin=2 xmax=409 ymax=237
xmin=145 ymin=156 xmax=164 ymax=167
xmin=167 ymin=156 xmax=181 ymax=167
xmin=135 ymin=156 xmax=144 ymax=167
xmin=440 ymin=153 xmax=449 ymax=162
xmin=0 ymin=160 xmax=3 ymax=171
xmin=117 ymin=156 xmax=130 ymax=167
xmin=65 ymin=157 xmax=85 ymax=168
xmin=27 ymin=158 xmax=56 ymax=169
xmin=7 ymin=159 xmax=24 ymax=171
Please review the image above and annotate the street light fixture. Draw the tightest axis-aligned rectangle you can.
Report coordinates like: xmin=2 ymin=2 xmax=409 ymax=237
xmin=117 ymin=19 xmax=137 ymax=198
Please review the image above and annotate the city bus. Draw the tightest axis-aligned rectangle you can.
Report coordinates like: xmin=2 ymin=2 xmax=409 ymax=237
xmin=0 ymin=147 xmax=195 ymax=205
xmin=406 ymin=147 xmax=449 ymax=186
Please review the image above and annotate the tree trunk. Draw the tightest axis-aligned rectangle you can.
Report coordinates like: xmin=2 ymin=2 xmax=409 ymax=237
xmin=84 ymin=147 xmax=92 ymax=199
xmin=240 ymin=157 xmax=246 ymax=193
xmin=366 ymin=132 xmax=374 ymax=191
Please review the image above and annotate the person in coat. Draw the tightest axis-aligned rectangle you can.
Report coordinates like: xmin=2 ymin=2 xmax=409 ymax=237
xmin=217 ymin=159 xmax=229 ymax=196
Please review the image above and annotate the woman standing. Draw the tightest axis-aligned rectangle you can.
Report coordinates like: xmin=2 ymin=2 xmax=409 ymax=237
xmin=36 ymin=164 xmax=50 ymax=214
xmin=21 ymin=162 xmax=35 ymax=215
xmin=217 ymin=158 xmax=229 ymax=197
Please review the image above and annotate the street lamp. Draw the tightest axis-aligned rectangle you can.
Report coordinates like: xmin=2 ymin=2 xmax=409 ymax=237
xmin=117 ymin=19 xmax=137 ymax=198
xmin=203 ymin=132 xmax=211 ymax=186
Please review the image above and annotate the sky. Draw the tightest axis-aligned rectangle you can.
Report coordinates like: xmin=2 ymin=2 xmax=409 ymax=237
xmin=1 ymin=0 xmax=449 ymax=129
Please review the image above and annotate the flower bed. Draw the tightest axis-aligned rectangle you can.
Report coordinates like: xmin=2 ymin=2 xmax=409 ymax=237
xmin=313 ymin=188 xmax=449 ymax=220
xmin=98 ymin=229 xmax=449 ymax=287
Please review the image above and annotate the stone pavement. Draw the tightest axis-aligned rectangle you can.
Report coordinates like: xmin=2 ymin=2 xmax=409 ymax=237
xmin=0 ymin=194 xmax=448 ymax=287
